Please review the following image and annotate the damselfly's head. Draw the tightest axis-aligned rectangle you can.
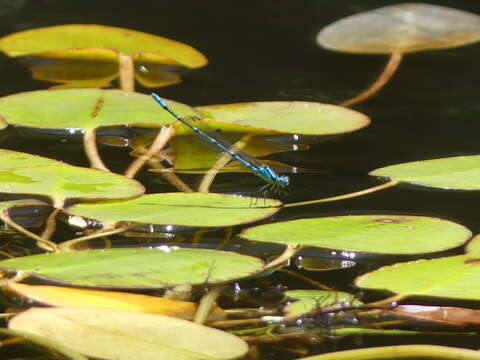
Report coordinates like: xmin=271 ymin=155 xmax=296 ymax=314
xmin=278 ymin=174 xmax=290 ymax=188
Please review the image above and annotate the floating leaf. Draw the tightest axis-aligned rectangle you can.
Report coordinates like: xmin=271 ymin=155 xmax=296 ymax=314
xmin=0 ymin=24 xmax=207 ymax=68
xmin=466 ymin=234 xmax=480 ymax=255
xmin=9 ymin=307 xmax=247 ymax=360
xmin=0 ymin=165 xmax=144 ymax=207
xmin=0 ymin=149 xmax=66 ymax=169
xmin=2 ymin=281 xmax=225 ymax=321
xmin=316 ymin=4 xmax=480 ymax=107
xmin=0 ymin=328 xmax=87 ymax=360
xmin=387 ymin=305 xmax=480 ymax=327
xmin=283 ymin=290 xmax=361 ymax=317
xmin=66 ymin=193 xmax=281 ymax=228
xmin=317 ymin=3 xmax=480 ymax=54
xmin=356 ymin=254 xmax=480 ymax=300
xmin=195 ymin=101 xmax=370 ymax=135
xmin=298 ymin=344 xmax=480 ymax=360
xmin=0 ymin=247 xmax=264 ymax=288
xmin=370 ymin=155 xmax=480 ymax=190
xmin=241 ymin=215 xmax=471 ymax=255
xmin=0 ymin=89 xmax=198 ymax=131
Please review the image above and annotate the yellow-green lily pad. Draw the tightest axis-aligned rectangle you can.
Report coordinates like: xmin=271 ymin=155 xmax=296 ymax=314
xmin=0 ymin=247 xmax=265 ymax=288
xmin=370 ymin=155 xmax=480 ymax=190
xmin=240 ymin=215 xmax=472 ymax=255
xmin=317 ymin=3 xmax=480 ymax=54
xmin=0 ymin=24 xmax=207 ymax=68
xmin=9 ymin=307 xmax=247 ymax=360
xmin=0 ymin=89 xmax=198 ymax=131
xmin=283 ymin=290 xmax=361 ymax=317
xmin=356 ymin=254 xmax=480 ymax=301
xmin=0 ymin=165 xmax=144 ymax=208
xmin=195 ymin=101 xmax=370 ymax=135
xmin=66 ymin=193 xmax=281 ymax=228
xmin=0 ymin=149 xmax=66 ymax=169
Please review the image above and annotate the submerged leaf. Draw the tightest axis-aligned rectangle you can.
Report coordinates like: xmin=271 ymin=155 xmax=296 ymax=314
xmin=317 ymin=3 xmax=480 ymax=54
xmin=370 ymin=155 xmax=480 ymax=190
xmin=0 ymin=247 xmax=264 ymax=288
xmin=356 ymin=254 xmax=480 ymax=300
xmin=240 ymin=215 xmax=471 ymax=255
xmin=66 ymin=193 xmax=281 ymax=228
xmin=9 ymin=307 xmax=247 ymax=360
xmin=2 ymin=281 xmax=225 ymax=321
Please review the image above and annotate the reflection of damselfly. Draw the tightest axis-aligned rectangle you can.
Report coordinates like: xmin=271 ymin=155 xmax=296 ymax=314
xmin=151 ymin=93 xmax=290 ymax=194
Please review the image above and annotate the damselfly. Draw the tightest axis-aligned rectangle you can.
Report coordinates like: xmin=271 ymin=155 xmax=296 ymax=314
xmin=151 ymin=93 xmax=290 ymax=194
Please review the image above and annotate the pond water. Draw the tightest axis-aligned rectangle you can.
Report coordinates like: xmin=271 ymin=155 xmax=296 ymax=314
xmin=0 ymin=0 xmax=480 ymax=359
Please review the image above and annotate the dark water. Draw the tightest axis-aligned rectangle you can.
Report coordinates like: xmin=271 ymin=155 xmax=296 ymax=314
xmin=0 ymin=0 xmax=480 ymax=358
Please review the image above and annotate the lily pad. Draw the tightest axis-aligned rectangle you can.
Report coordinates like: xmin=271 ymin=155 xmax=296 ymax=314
xmin=0 ymin=247 xmax=264 ymax=288
xmin=466 ymin=234 xmax=480 ymax=255
xmin=283 ymin=290 xmax=361 ymax=317
xmin=240 ymin=215 xmax=471 ymax=255
xmin=0 ymin=24 xmax=207 ymax=68
xmin=298 ymin=344 xmax=480 ymax=360
xmin=0 ymin=149 xmax=66 ymax=169
xmin=356 ymin=254 xmax=480 ymax=300
xmin=317 ymin=3 xmax=480 ymax=54
xmin=66 ymin=193 xmax=282 ymax=228
xmin=0 ymin=165 xmax=144 ymax=207
xmin=370 ymin=155 xmax=480 ymax=190
xmin=0 ymin=89 xmax=198 ymax=131
xmin=9 ymin=307 xmax=247 ymax=360
xmin=195 ymin=101 xmax=370 ymax=135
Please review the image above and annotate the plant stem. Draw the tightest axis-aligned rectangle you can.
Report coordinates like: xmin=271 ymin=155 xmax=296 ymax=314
xmin=340 ymin=53 xmax=403 ymax=107
xmin=124 ymin=125 xmax=175 ymax=178
xmin=284 ymin=180 xmax=398 ymax=208
xmin=0 ymin=211 xmax=59 ymax=253
xmin=83 ymin=128 xmax=109 ymax=171
xmin=118 ymin=52 xmax=135 ymax=92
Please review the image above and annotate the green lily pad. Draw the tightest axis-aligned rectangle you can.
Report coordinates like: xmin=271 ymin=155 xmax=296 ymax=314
xmin=466 ymin=234 xmax=480 ymax=255
xmin=356 ymin=254 xmax=480 ymax=301
xmin=9 ymin=307 xmax=247 ymax=360
xmin=317 ymin=3 xmax=480 ymax=54
xmin=0 ymin=24 xmax=207 ymax=68
xmin=370 ymin=155 xmax=480 ymax=190
xmin=0 ymin=149 xmax=66 ymax=170
xmin=240 ymin=215 xmax=471 ymax=255
xmin=283 ymin=290 xmax=361 ymax=317
xmin=0 ymin=89 xmax=198 ymax=131
xmin=195 ymin=101 xmax=370 ymax=135
xmin=298 ymin=344 xmax=480 ymax=360
xmin=0 ymin=165 xmax=144 ymax=207
xmin=0 ymin=247 xmax=264 ymax=288
xmin=66 ymin=193 xmax=281 ymax=228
